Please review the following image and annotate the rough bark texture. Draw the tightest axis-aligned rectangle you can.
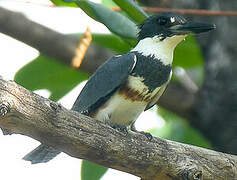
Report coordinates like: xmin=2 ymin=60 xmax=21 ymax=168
xmin=0 ymin=77 xmax=236 ymax=180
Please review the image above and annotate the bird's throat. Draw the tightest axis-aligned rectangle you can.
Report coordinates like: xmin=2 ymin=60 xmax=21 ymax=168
xmin=132 ymin=35 xmax=187 ymax=65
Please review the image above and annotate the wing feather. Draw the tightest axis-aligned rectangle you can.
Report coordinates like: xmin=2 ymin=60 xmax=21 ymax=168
xmin=72 ymin=52 xmax=137 ymax=113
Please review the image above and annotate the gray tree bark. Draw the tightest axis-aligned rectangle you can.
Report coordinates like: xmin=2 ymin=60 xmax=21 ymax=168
xmin=0 ymin=77 xmax=236 ymax=180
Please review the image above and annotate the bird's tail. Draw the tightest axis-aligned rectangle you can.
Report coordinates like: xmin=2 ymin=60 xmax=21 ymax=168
xmin=23 ymin=144 xmax=61 ymax=164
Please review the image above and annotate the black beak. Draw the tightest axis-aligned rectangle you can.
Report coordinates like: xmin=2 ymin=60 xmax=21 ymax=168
xmin=169 ymin=21 xmax=216 ymax=35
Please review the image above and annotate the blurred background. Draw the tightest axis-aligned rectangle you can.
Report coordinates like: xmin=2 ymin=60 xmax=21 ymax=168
xmin=0 ymin=0 xmax=236 ymax=180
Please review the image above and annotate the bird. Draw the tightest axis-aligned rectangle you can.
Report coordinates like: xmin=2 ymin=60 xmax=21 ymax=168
xmin=23 ymin=12 xmax=215 ymax=164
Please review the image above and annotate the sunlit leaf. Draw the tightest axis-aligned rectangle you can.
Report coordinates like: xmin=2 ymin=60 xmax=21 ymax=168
xmin=51 ymin=0 xmax=77 ymax=7
xmin=102 ymin=0 xmax=117 ymax=7
xmin=72 ymin=33 xmax=132 ymax=53
xmin=73 ymin=0 xmax=137 ymax=39
xmin=92 ymin=34 xmax=132 ymax=53
xmin=172 ymin=36 xmax=204 ymax=84
xmin=112 ymin=0 xmax=148 ymax=23
xmin=174 ymin=36 xmax=203 ymax=68
xmin=81 ymin=160 xmax=108 ymax=180
xmin=14 ymin=54 xmax=89 ymax=101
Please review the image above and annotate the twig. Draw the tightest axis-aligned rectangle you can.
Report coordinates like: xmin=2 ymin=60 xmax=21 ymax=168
xmin=174 ymin=67 xmax=199 ymax=94
xmin=0 ymin=77 xmax=236 ymax=180
xmin=112 ymin=7 xmax=237 ymax=16
xmin=159 ymin=83 xmax=196 ymax=119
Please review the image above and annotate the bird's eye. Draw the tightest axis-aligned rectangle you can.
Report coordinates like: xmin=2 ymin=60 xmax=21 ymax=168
xmin=158 ymin=18 xmax=168 ymax=25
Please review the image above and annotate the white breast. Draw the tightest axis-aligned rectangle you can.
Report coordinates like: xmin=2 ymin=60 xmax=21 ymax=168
xmin=94 ymin=75 xmax=162 ymax=126
xmin=94 ymin=93 xmax=147 ymax=126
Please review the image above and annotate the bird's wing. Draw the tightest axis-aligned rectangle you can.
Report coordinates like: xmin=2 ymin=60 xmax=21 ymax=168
xmin=72 ymin=52 xmax=137 ymax=113
xmin=144 ymin=72 xmax=172 ymax=111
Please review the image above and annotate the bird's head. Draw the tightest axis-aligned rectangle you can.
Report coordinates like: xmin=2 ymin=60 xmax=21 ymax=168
xmin=138 ymin=12 xmax=215 ymax=42
xmin=133 ymin=13 xmax=215 ymax=65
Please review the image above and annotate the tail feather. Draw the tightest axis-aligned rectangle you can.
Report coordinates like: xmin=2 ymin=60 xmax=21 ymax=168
xmin=23 ymin=144 xmax=61 ymax=164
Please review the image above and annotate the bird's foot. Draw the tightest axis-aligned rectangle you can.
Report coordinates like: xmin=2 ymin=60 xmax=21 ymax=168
xmin=112 ymin=123 xmax=128 ymax=135
xmin=105 ymin=120 xmax=128 ymax=135
xmin=138 ymin=131 xmax=153 ymax=141
xmin=131 ymin=123 xmax=153 ymax=141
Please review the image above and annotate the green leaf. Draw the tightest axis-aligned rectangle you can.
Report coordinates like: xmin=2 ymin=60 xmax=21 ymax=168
xmin=174 ymin=36 xmax=204 ymax=68
xmin=112 ymin=0 xmax=148 ymax=23
xmin=14 ymin=54 xmax=89 ymax=101
xmin=51 ymin=0 xmax=77 ymax=7
xmin=102 ymin=0 xmax=117 ymax=7
xmin=81 ymin=160 xmax=108 ymax=180
xmin=92 ymin=34 xmax=132 ymax=53
xmin=172 ymin=36 xmax=204 ymax=85
xmin=149 ymin=108 xmax=211 ymax=149
xmin=74 ymin=0 xmax=137 ymax=39
xmin=72 ymin=33 xmax=132 ymax=53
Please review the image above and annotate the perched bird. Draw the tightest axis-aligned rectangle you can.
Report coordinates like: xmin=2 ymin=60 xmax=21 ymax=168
xmin=23 ymin=12 xmax=215 ymax=164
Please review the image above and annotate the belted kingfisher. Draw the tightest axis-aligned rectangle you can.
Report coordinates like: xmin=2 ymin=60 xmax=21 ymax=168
xmin=23 ymin=12 xmax=215 ymax=164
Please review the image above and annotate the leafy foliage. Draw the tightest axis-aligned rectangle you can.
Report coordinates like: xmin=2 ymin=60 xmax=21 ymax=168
xmin=112 ymin=0 xmax=148 ymax=23
xmin=68 ymin=0 xmax=137 ymax=39
xmin=51 ymin=0 xmax=77 ymax=7
xmin=81 ymin=160 xmax=108 ymax=180
xmin=14 ymin=54 xmax=88 ymax=101
xmin=72 ymin=33 xmax=132 ymax=53
xmin=101 ymin=0 xmax=117 ymax=7
xmin=174 ymin=36 xmax=204 ymax=68
xmin=150 ymin=108 xmax=211 ymax=149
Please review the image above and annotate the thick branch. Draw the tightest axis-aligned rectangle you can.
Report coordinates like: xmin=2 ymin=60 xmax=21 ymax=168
xmin=0 ymin=77 xmax=236 ymax=180
xmin=0 ymin=6 xmax=111 ymax=74
xmin=0 ymin=7 xmax=77 ymax=65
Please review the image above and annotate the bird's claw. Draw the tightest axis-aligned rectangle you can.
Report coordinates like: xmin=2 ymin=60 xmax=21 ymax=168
xmin=140 ymin=131 xmax=153 ymax=141
xmin=131 ymin=123 xmax=153 ymax=140
xmin=113 ymin=124 xmax=128 ymax=135
xmin=106 ymin=121 xmax=128 ymax=135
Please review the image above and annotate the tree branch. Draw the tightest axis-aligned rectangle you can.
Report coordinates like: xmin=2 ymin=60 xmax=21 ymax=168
xmin=0 ymin=6 xmax=111 ymax=74
xmin=112 ymin=7 xmax=237 ymax=16
xmin=159 ymin=83 xmax=197 ymax=120
xmin=0 ymin=7 xmax=77 ymax=65
xmin=0 ymin=77 xmax=236 ymax=180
